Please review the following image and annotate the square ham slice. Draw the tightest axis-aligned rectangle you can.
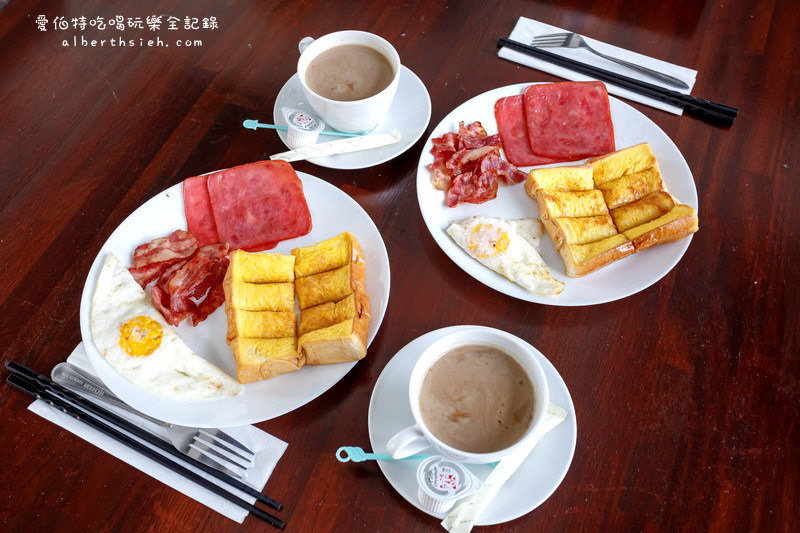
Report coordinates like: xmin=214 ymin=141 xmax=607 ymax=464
xmin=183 ymin=175 xmax=220 ymax=246
xmin=523 ymin=81 xmax=615 ymax=160
xmin=494 ymin=95 xmax=560 ymax=167
xmin=205 ymin=160 xmax=312 ymax=252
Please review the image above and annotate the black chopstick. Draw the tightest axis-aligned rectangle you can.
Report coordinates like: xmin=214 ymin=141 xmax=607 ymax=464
xmin=6 ymin=362 xmax=285 ymax=527
xmin=497 ymin=37 xmax=738 ymax=127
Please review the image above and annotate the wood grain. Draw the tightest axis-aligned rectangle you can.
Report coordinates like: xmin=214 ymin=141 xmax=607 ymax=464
xmin=0 ymin=0 xmax=797 ymax=531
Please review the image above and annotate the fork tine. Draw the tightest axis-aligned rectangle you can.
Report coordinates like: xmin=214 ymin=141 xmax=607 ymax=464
xmin=192 ymin=437 xmax=251 ymax=469
xmin=194 ymin=432 xmax=253 ymax=465
xmin=529 ymin=41 xmax=568 ymax=48
xmin=188 ymin=443 xmax=246 ymax=477
xmin=533 ymin=31 xmax=570 ymax=39
xmin=199 ymin=428 xmax=256 ymax=457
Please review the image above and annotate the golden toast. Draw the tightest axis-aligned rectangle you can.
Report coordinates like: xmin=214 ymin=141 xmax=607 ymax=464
xmin=292 ymin=232 xmax=371 ymax=365
xmin=223 ymin=251 xmax=304 ymax=383
xmin=526 ymin=143 xmax=699 ymax=276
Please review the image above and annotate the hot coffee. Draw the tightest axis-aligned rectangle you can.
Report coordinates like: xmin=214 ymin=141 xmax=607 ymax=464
xmin=305 ymin=44 xmax=394 ymax=102
xmin=418 ymin=344 xmax=535 ymax=454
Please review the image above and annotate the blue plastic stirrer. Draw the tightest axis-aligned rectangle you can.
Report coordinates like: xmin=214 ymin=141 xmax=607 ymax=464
xmin=336 ymin=446 xmax=431 ymax=463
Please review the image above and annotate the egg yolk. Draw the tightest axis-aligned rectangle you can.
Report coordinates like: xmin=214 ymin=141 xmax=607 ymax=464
xmin=119 ymin=316 xmax=163 ymax=357
xmin=469 ymin=224 xmax=510 ymax=258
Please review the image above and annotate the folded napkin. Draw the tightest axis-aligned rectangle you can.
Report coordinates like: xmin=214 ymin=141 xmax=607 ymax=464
xmin=499 ymin=17 xmax=697 ymax=114
xmin=27 ymin=343 xmax=287 ymax=523
xmin=441 ymin=403 xmax=568 ymax=532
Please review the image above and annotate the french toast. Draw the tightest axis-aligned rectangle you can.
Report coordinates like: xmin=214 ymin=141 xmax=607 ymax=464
xmin=292 ymin=232 xmax=371 ymax=365
xmin=223 ymin=250 xmax=304 ymax=383
xmin=526 ymin=143 xmax=699 ymax=276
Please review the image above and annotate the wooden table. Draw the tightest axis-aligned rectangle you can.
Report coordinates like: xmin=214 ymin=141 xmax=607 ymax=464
xmin=1 ymin=0 xmax=797 ymax=530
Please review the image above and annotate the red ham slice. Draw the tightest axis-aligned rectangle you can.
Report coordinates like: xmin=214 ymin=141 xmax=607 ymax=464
xmin=494 ymin=96 xmax=560 ymax=167
xmin=183 ymin=175 xmax=220 ymax=246
xmin=206 ymin=160 xmax=312 ymax=252
xmin=523 ymin=81 xmax=615 ymax=160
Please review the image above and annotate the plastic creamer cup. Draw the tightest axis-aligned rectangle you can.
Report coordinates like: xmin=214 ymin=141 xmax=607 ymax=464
xmin=281 ymin=107 xmax=325 ymax=149
xmin=417 ymin=456 xmax=483 ymax=514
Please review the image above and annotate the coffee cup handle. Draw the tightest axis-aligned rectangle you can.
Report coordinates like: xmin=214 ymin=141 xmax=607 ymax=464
xmin=298 ymin=37 xmax=314 ymax=55
xmin=386 ymin=425 xmax=431 ymax=459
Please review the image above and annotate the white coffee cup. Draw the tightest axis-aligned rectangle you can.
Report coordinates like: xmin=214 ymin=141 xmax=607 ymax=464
xmin=297 ymin=30 xmax=400 ymax=133
xmin=386 ymin=327 xmax=550 ymax=464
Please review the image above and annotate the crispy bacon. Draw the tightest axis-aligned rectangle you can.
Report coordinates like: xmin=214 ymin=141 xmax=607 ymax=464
xmin=132 ymin=230 xmax=198 ymax=269
xmin=129 ymin=262 xmax=172 ymax=288
xmin=428 ymin=121 xmax=525 ymax=207
xmin=446 ymin=146 xmax=499 ymax=173
xmin=446 ymin=171 xmax=498 ymax=207
xmin=480 ymin=152 xmax=527 ymax=185
xmin=457 ymin=121 xmax=501 ymax=149
xmin=192 ymin=277 xmax=226 ymax=326
xmin=132 ymin=231 xmax=228 ymax=327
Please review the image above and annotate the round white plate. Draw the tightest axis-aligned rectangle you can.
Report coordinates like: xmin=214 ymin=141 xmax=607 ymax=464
xmin=273 ymin=66 xmax=431 ymax=169
xmin=368 ymin=326 xmax=577 ymax=526
xmin=79 ymin=172 xmax=390 ymax=428
xmin=416 ymin=83 xmax=698 ymax=306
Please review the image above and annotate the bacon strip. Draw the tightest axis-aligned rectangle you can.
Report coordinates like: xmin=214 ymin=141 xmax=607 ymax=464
xmin=132 ymin=230 xmax=198 ymax=269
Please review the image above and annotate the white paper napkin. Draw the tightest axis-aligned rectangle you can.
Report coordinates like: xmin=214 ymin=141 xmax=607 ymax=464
xmin=499 ymin=17 xmax=697 ymax=114
xmin=27 ymin=343 xmax=287 ymax=523
xmin=440 ymin=403 xmax=568 ymax=533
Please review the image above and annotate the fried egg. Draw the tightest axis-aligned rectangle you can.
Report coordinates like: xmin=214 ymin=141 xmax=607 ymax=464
xmin=447 ymin=216 xmax=564 ymax=295
xmin=90 ymin=254 xmax=243 ymax=399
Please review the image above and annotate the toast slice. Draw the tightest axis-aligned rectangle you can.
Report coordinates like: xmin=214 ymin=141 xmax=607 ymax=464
xmin=225 ymin=309 xmax=296 ymax=341
xmin=543 ymin=215 xmax=619 ymax=247
xmin=596 ymin=165 xmax=667 ymax=209
xmin=298 ymin=313 xmax=370 ymax=365
xmin=623 ymin=204 xmax=699 ymax=251
xmin=560 ymin=234 xmax=635 ymax=277
xmin=525 ymin=164 xmax=594 ymax=199
xmin=587 ymin=142 xmax=657 ymax=186
xmin=535 ymin=189 xmax=608 ymax=220
xmin=610 ymin=191 xmax=675 ymax=232
xmin=228 ymin=337 xmax=305 ymax=383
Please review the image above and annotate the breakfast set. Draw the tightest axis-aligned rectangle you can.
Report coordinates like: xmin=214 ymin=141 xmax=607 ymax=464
xmin=7 ymin=21 xmax=726 ymax=530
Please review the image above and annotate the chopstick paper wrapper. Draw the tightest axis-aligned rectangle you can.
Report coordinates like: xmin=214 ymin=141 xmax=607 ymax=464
xmin=441 ymin=403 xmax=568 ymax=533
xmin=499 ymin=16 xmax=696 ymax=115
xmin=270 ymin=130 xmax=401 ymax=162
xmin=27 ymin=343 xmax=287 ymax=524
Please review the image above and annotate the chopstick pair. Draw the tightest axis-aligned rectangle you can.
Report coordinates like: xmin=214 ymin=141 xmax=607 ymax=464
xmin=497 ymin=37 xmax=739 ymax=127
xmin=5 ymin=361 xmax=286 ymax=529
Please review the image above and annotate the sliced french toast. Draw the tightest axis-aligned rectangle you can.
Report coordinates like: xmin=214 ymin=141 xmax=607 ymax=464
xmin=223 ymin=250 xmax=304 ymax=383
xmin=292 ymin=232 xmax=370 ymax=365
xmin=526 ymin=143 xmax=698 ymax=277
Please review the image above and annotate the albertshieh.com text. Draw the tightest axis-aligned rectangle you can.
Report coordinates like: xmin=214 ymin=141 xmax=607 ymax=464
xmin=62 ymin=35 xmax=203 ymax=47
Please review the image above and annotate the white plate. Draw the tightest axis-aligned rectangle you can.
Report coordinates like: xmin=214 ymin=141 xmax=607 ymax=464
xmin=416 ymin=83 xmax=698 ymax=306
xmin=273 ymin=66 xmax=431 ymax=169
xmin=79 ymin=172 xmax=390 ymax=428
xmin=368 ymin=326 xmax=577 ymax=526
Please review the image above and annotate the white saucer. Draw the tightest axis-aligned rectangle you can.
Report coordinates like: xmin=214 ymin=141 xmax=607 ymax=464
xmin=273 ymin=66 xmax=431 ymax=169
xmin=367 ymin=326 xmax=577 ymax=526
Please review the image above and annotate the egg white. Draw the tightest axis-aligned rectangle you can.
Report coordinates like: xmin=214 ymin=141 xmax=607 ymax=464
xmin=90 ymin=254 xmax=243 ymax=399
xmin=446 ymin=216 xmax=564 ymax=295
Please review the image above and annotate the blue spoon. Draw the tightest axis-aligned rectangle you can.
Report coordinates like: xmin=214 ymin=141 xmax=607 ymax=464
xmin=242 ymin=119 xmax=362 ymax=137
xmin=336 ymin=446 xmax=431 ymax=463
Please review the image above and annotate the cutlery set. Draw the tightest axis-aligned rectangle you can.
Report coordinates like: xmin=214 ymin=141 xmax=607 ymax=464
xmin=5 ymin=361 xmax=286 ymax=529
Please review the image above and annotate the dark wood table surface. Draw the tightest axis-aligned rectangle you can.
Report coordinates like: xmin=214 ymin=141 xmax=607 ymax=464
xmin=1 ymin=0 xmax=797 ymax=531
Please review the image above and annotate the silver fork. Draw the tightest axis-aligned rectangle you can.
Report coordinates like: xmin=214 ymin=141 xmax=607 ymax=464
xmin=51 ymin=362 xmax=254 ymax=479
xmin=530 ymin=32 xmax=689 ymax=89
